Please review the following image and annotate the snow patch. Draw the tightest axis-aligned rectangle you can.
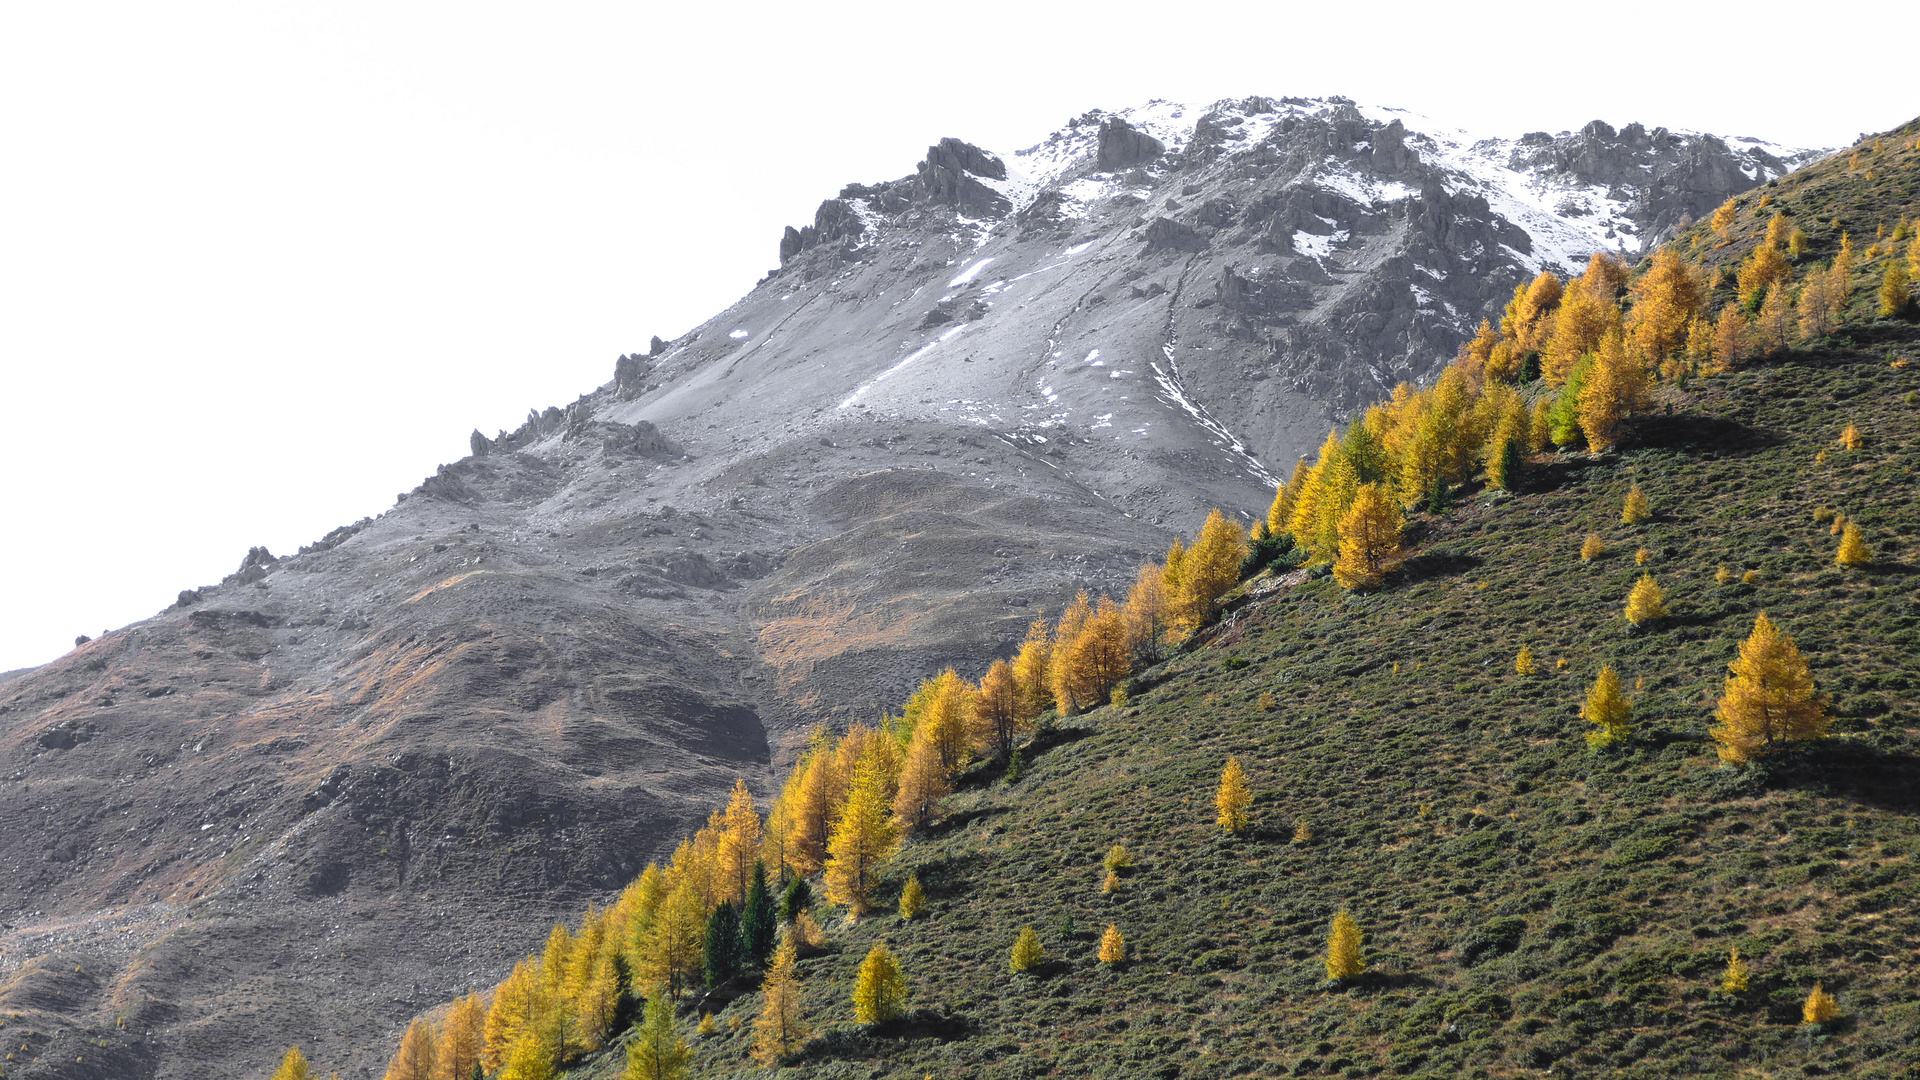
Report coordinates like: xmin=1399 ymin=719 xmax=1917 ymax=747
xmin=947 ymin=257 xmax=996 ymax=287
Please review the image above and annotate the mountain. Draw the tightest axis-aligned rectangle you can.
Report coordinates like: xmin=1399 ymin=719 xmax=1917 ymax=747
xmin=485 ymin=116 xmax=1920 ymax=1080
xmin=0 ymin=97 xmax=1824 ymax=1080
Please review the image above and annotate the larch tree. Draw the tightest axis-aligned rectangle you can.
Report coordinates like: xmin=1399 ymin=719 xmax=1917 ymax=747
xmin=271 ymin=1047 xmax=312 ymax=1080
xmin=1755 ymin=283 xmax=1794 ymax=356
xmin=914 ymin=668 xmax=977 ymax=775
xmin=1048 ymin=591 xmax=1094 ymax=713
xmin=1710 ymin=304 xmax=1750 ymax=373
xmin=1803 ymin=984 xmax=1841 ymax=1025
xmin=1331 ymin=483 xmax=1404 ymax=590
xmin=824 ymin=756 xmax=900 ymax=915
xmin=1626 ymin=247 xmax=1704 ymax=362
xmin=1120 ymin=562 xmax=1173 ymax=667
xmin=1515 ymin=646 xmax=1534 ymax=675
xmin=1710 ymin=197 xmax=1738 ymax=239
xmin=437 ymin=992 xmax=486 ymax=1080
xmin=1624 ymin=575 xmax=1668 ymax=626
xmin=1837 ymin=522 xmax=1872 ymax=567
xmin=622 ymin=864 xmax=667 ymax=976
xmin=1710 ymin=612 xmax=1829 ymax=763
xmin=624 ymin=992 xmax=688 ymax=1080
xmin=482 ymin=960 xmax=542 ymax=1073
xmin=640 ymin=879 xmax=706 ymax=1001
xmin=1215 ymin=757 xmax=1252 ymax=834
xmin=891 ymin=727 xmax=950 ymax=835
xmin=851 ymin=944 xmax=907 ymax=1024
xmin=1099 ymin=923 xmax=1127 ymax=963
xmin=1621 ymin=483 xmax=1651 ymax=524
xmin=1010 ymin=613 xmax=1054 ymax=723
xmin=1583 ymin=666 xmax=1634 ymax=748
xmin=898 ymin=874 xmax=925 ymax=921
xmin=1009 ymin=927 xmax=1045 ymax=973
xmin=1577 ymin=331 xmax=1648 ymax=453
xmin=1325 ymin=911 xmax=1365 ymax=982
xmin=1880 ymin=259 xmax=1911 ymax=316
xmin=717 ymin=779 xmax=762 ymax=906
xmin=383 ymin=1018 xmax=439 ymax=1080
xmin=975 ymin=659 xmax=1021 ymax=765
xmin=786 ymin=731 xmax=844 ymax=877
xmin=1721 ymin=948 xmax=1750 ymax=993
xmin=1174 ymin=510 xmax=1249 ymax=630
xmin=1287 ymin=430 xmax=1341 ymax=556
xmin=1737 ymin=242 xmax=1790 ymax=308
xmin=751 ymin=938 xmax=808 ymax=1066
xmin=1065 ymin=597 xmax=1130 ymax=709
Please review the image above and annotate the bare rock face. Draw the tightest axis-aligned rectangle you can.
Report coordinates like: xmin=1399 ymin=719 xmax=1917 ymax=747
xmin=0 ymin=94 xmax=1822 ymax=1080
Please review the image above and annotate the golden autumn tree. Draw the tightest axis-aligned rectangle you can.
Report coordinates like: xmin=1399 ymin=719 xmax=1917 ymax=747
xmin=1331 ymin=483 xmax=1404 ymax=590
xmin=271 ymin=1047 xmax=312 ymax=1080
xmin=1583 ymin=666 xmax=1633 ymax=748
xmin=1710 ymin=197 xmax=1737 ymax=239
xmin=638 ymin=879 xmax=706 ymax=1001
xmin=892 ymin=727 xmax=950 ymax=834
xmin=625 ymin=992 xmax=688 ymax=1080
xmin=1515 ymin=646 xmax=1534 ymax=675
xmin=1009 ymin=927 xmax=1045 ymax=973
xmin=851 ymin=944 xmax=907 ymax=1024
xmin=782 ymin=731 xmax=842 ymax=877
xmin=1721 ymin=948 xmax=1750 ymax=993
xmin=1624 ymin=575 xmax=1668 ymax=626
xmin=1215 ymin=757 xmax=1252 ymax=833
xmin=974 ymin=659 xmax=1021 ymax=765
xmin=1543 ymin=278 xmax=1620 ymax=385
xmin=898 ymin=874 xmax=925 ymax=920
xmin=1099 ymin=923 xmax=1127 ymax=963
xmin=1737 ymin=242 xmax=1790 ymax=308
xmin=1057 ymin=596 xmax=1130 ymax=711
xmin=1325 ymin=911 xmax=1365 ymax=981
xmin=913 ymin=668 xmax=977 ymax=775
xmin=1120 ymin=562 xmax=1173 ymax=666
xmin=384 ymin=1018 xmax=439 ymax=1080
xmin=1710 ymin=304 xmax=1750 ymax=373
xmin=1173 ymin=510 xmax=1249 ymax=630
xmin=482 ymin=959 xmax=544 ymax=1073
xmin=1755 ymin=283 xmax=1794 ymax=355
xmin=1010 ymin=612 xmax=1054 ymax=722
xmin=717 ymin=779 xmax=762 ymax=906
xmin=1577 ymin=330 xmax=1649 ymax=452
xmin=1626 ymin=247 xmax=1704 ymax=362
xmin=1803 ymin=984 xmax=1841 ymax=1025
xmin=1047 ymin=591 xmax=1094 ymax=714
xmin=825 ymin=754 xmax=900 ymax=915
xmin=1837 ymin=522 xmax=1872 ymax=567
xmin=1880 ymin=259 xmax=1911 ymax=316
xmin=1709 ymin=612 xmax=1829 ymax=764
xmin=1621 ymin=483 xmax=1651 ymax=524
xmin=752 ymin=938 xmax=809 ymax=1066
xmin=438 ymin=991 xmax=486 ymax=1080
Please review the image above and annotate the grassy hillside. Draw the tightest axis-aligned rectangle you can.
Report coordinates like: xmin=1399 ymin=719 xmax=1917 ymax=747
xmin=440 ymin=126 xmax=1920 ymax=1080
xmin=627 ymin=325 xmax=1917 ymax=1080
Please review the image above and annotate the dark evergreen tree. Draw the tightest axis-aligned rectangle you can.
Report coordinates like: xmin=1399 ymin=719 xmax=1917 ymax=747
xmin=704 ymin=902 xmax=742 ymax=988
xmin=779 ymin=875 xmax=812 ymax=923
xmin=740 ymin=860 xmax=778 ymax=974
xmin=609 ymin=953 xmax=643 ymax=1034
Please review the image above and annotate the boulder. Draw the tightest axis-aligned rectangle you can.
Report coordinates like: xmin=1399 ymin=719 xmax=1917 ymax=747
xmin=1097 ymin=117 xmax=1165 ymax=171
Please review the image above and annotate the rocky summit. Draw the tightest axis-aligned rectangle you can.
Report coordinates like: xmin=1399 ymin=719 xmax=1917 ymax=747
xmin=0 ymin=96 xmax=1820 ymax=1079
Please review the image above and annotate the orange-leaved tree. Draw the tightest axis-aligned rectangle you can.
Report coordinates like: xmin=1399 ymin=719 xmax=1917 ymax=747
xmin=1709 ymin=612 xmax=1829 ymax=764
xmin=1331 ymin=482 xmax=1403 ymax=590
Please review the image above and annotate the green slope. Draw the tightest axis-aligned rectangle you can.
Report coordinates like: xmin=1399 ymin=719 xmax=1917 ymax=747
xmin=568 ymin=128 xmax=1920 ymax=1080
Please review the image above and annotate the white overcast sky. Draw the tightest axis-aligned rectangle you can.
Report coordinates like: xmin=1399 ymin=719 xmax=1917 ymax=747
xmin=0 ymin=2 xmax=1907 ymax=671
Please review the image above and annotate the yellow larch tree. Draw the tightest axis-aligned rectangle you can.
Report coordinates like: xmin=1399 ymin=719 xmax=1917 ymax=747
xmin=272 ymin=1047 xmax=313 ymax=1080
xmin=383 ymin=1018 xmax=439 ymax=1080
xmin=913 ymin=668 xmax=977 ymax=775
xmin=625 ymin=992 xmax=687 ymax=1080
xmin=1621 ymin=483 xmax=1651 ymax=524
xmin=1332 ymin=483 xmax=1404 ymax=590
xmin=1803 ymin=984 xmax=1841 ymax=1025
xmin=1099 ymin=924 xmax=1127 ymax=963
xmin=1173 ymin=510 xmax=1249 ymax=630
xmin=717 ymin=779 xmax=762 ymax=907
xmin=1577 ymin=330 xmax=1648 ymax=453
xmin=437 ymin=991 xmax=486 ymax=1080
xmin=1709 ymin=612 xmax=1829 ymax=764
xmin=898 ymin=874 xmax=925 ymax=920
xmin=1709 ymin=197 xmax=1737 ymax=239
xmin=1755 ymin=283 xmax=1794 ymax=356
xmin=1325 ymin=911 xmax=1365 ymax=981
xmin=1836 ymin=522 xmax=1871 ymax=567
xmin=1457 ymin=318 xmax=1500 ymax=382
xmin=1721 ymin=948 xmax=1750 ymax=993
xmin=1544 ymin=278 xmax=1620 ymax=385
xmin=621 ymin=863 xmax=667 ymax=977
xmin=974 ymin=659 xmax=1022 ymax=765
xmin=1626 ymin=247 xmax=1704 ymax=363
xmin=891 ymin=727 xmax=949 ymax=835
xmin=638 ymin=878 xmax=706 ymax=1001
xmin=1737 ymin=242 xmax=1790 ymax=308
xmin=1287 ymin=429 xmax=1341 ymax=557
xmin=1215 ymin=757 xmax=1252 ymax=833
xmin=1059 ymin=596 xmax=1130 ymax=711
xmin=1583 ymin=666 xmax=1633 ymax=748
xmin=1120 ymin=562 xmax=1173 ymax=666
xmin=1515 ymin=646 xmax=1534 ymax=675
xmin=824 ymin=754 xmax=900 ymax=915
xmin=851 ymin=944 xmax=907 ymax=1024
xmin=784 ymin=730 xmax=843 ymax=877
xmin=752 ymin=938 xmax=809 ymax=1066
xmin=1047 ymin=591 xmax=1093 ymax=714
xmin=1838 ymin=422 xmax=1863 ymax=450
xmin=482 ymin=959 xmax=544 ymax=1074
xmin=1009 ymin=927 xmax=1045 ymax=973
xmin=1505 ymin=271 xmax=1564 ymax=354
xmin=1880 ymin=259 xmax=1911 ymax=316
xmin=1710 ymin=304 xmax=1750 ymax=373
xmin=1009 ymin=613 xmax=1054 ymax=723
xmin=1624 ymin=575 xmax=1668 ymax=626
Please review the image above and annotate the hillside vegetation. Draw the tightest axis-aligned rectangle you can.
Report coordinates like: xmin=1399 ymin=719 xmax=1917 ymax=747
xmin=305 ymin=121 xmax=1920 ymax=1080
